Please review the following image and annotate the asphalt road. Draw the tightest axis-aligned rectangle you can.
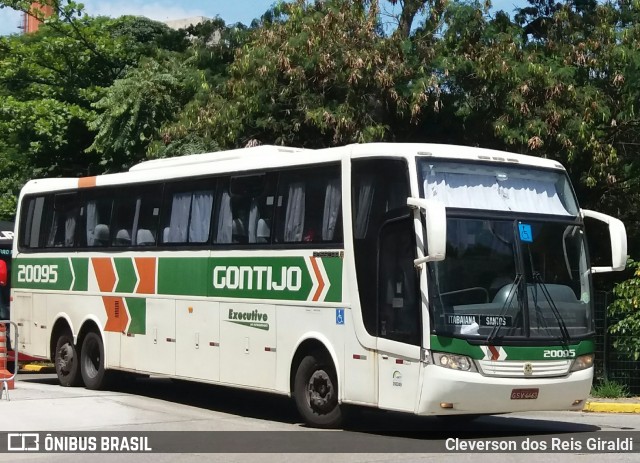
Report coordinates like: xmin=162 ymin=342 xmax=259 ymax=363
xmin=0 ymin=373 xmax=639 ymax=462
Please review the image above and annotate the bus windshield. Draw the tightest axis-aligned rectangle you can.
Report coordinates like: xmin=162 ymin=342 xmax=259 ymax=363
xmin=417 ymin=159 xmax=592 ymax=342
xmin=418 ymin=160 xmax=579 ymax=216
xmin=427 ymin=218 xmax=593 ymax=341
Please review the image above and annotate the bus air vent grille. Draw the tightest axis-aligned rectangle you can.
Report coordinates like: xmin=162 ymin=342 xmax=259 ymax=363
xmin=476 ymin=359 xmax=571 ymax=378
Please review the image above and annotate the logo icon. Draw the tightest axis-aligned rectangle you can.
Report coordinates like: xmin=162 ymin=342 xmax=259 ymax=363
xmin=523 ymin=362 xmax=533 ymax=376
xmin=8 ymin=433 xmax=40 ymax=452
xmin=336 ymin=309 xmax=344 ymax=325
xmin=392 ymin=370 xmax=402 ymax=387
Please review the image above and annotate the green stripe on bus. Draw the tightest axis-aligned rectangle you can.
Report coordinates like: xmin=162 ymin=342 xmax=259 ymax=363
xmin=114 ymin=258 xmax=136 ymax=293
xmin=430 ymin=335 xmax=594 ymax=360
xmin=125 ymin=298 xmax=146 ymax=335
xmin=208 ymin=257 xmax=313 ymax=301
xmin=430 ymin=335 xmax=484 ymax=359
xmin=157 ymin=257 xmax=209 ymax=297
xmin=322 ymin=257 xmax=343 ymax=303
xmin=71 ymin=258 xmax=88 ymax=291
xmin=14 ymin=255 xmax=344 ymax=303
xmin=501 ymin=340 xmax=594 ymax=360
xmin=12 ymin=257 xmax=75 ymax=290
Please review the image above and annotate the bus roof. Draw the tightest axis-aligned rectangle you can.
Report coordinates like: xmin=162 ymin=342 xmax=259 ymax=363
xmin=19 ymin=143 xmax=566 ymax=195
xmin=340 ymin=143 xmax=565 ymax=170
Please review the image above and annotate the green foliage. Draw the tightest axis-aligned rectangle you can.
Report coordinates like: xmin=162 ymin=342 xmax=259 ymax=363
xmin=0 ymin=0 xmax=194 ymax=219
xmin=106 ymin=15 xmax=189 ymax=53
xmin=88 ymin=58 xmax=193 ymax=171
xmin=0 ymin=96 xmax=96 ymax=176
xmin=1 ymin=0 xmax=640 ymax=250
xmin=150 ymin=18 xmax=253 ymax=156
xmin=433 ymin=0 xmax=640 ymax=258
xmin=591 ymin=378 xmax=630 ymax=398
xmin=609 ymin=259 xmax=640 ymax=360
xmin=188 ymin=0 xmax=443 ymax=148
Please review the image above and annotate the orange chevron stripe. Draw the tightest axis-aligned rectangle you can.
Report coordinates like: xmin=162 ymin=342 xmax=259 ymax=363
xmin=92 ymin=258 xmax=116 ymax=292
xmin=103 ymin=296 xmax=129 ymax=332
xmin=310 ymin=257 xmax=325 ymax=302
xmin=135 ymin=257 xmax=156 ymax=294
xmin=78 ymin=176 xmax=97 ymax=188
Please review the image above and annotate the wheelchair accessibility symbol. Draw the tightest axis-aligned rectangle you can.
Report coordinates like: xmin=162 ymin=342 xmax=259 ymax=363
xmin=336 ymin=309 xmax=345 ymax=325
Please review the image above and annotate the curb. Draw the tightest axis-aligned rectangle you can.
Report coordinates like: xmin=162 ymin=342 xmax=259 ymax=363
xmin=20 ymin=364 xmax=56 ymax=374
xmin=584 ymin=402 xmax=640 ymax=413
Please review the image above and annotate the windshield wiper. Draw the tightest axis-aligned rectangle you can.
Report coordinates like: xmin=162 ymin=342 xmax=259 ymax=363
xmin=531 ymin=272 xmax=571 ymax=345
xmin=487 ymin=273 xmax=523 ymax=343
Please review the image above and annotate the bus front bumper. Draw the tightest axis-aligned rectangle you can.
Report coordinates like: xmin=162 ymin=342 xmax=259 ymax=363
xmin=417 ymin=365 xmax=593 ymax=415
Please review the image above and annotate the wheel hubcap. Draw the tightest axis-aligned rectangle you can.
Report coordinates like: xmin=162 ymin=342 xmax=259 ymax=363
xmin=57 ymin=344 xmax=74 ymax=376
xmin=307 ymin=370 xmax=335 ymax=413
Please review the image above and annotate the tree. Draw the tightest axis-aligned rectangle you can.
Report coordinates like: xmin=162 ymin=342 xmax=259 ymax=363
xmin=608 ymin=260 xmax=640 ymax=360
xmin=88 ymin=57 xmax=193 ymax=171
xmin=179 ymin=0 xmax=443 ymax=149
xmin=150 ymin=17 xmax=251 ymax=158
xmin=437 ymin=2 xmax=640 ymax=212
xmin=0 ymin=1 xmax=190 ymax=217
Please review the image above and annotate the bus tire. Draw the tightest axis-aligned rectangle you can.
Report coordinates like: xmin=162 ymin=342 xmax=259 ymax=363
xmin=80 ymin=331 xmax=109 ymax=390
xmin=54 ymin=333 xmax=82 ymax=387
xmin=293 ymin=352 xmax=343 ymax=428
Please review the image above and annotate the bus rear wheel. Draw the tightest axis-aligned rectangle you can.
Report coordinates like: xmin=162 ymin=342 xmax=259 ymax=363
xmin=293 ymin=352 xmax=343 ymax=428
xmin=80 ymin=331 xmax=109 ymax=390
xmin=54 ymin=333 xmax=82 ymax=387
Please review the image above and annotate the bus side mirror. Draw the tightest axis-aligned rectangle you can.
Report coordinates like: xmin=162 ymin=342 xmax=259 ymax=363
xmin=407 ymin=197 xmax=447 ymax=266
xmin=582 ymin=209 xmax=627 ymax=273
xmin=0 ymin=260 xmax=7 ymax=286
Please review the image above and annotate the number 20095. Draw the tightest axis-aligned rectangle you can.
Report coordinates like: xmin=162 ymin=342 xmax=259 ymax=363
xmin=17 ymin=264 xmax=58 ymax=283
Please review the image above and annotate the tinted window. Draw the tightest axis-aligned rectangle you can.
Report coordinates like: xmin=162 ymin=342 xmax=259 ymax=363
xmin=275 ymin=166 xmax=342 ymax=244
xmin=215 ymin=175 xmax=276 ymax=245
xmin=84 ymin=193 xmax=113 ymax=247
xmin=134 ymin=187 xmax=163 ymax=246
xmin=18 ymin=165 xmax=344 ymax=251
xmin=47 ymin=193 xmax=79 ymax=247
xmin=352 ymin=158 xmax=411 ymax=336
xmin=162 ymin=180 xmax=215 ymax=244
xmin=20 ymin=196 xmax=48 ymax=249
xmin=111 ymin=186 xmax=163 ymax=247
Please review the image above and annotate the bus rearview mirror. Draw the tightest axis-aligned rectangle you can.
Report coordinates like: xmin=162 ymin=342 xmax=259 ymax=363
xmin=407 ymin=197 xmax=446 ymax=265
xmin=581 ymin=209 xmax=627 ymax=273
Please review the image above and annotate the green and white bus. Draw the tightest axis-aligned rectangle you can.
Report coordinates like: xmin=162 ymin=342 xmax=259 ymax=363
xmin=11 ymin=143 xmax=626 ymax=427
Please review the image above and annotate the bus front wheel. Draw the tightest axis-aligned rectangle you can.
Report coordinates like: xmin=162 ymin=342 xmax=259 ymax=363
xmin=80 ymin=332 xmax=109 ymax=390
xmin=293 ymin=352 xmax=343 ymax=428
xmin=54 ymin=333 xmax=82 ymax=387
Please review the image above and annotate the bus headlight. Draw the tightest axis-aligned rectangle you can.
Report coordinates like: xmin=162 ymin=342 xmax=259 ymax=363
xmin=432 ymin=352 xmax=477 ymax=372
xmin=570 ymin=354 xmax=594 ymax=372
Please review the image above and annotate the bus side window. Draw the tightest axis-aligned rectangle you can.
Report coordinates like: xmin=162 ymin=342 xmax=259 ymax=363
xmin=275 ymin=166 xmax=341 ymax=244
xmin=85 ymin=196 xmax=113 ymax=247
xmin=215 ymin=186 xmax=233 ymax=244
xmin=20 ymin=196 xmax=48 ymax=249
xmin=162 ymin=180 xmax=215 ymax=245
xmin=46 ymin=193 xmax=79 ymax=248
xmin=351 ymin=158 xmax=411 ymax=338
xmin=378 ymin=217 xmax=419 ymax=345
xmin=218 ymin=174 xmax=275 ymax=245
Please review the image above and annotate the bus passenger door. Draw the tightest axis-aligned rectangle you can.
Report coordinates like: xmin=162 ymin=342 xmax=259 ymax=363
xmin=377 ymin=216 xmax=422 ymax=412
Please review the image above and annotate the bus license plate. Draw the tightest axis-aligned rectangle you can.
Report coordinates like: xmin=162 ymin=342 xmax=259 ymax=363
xmin=511 ymin=388 xmax=539 ymax=400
